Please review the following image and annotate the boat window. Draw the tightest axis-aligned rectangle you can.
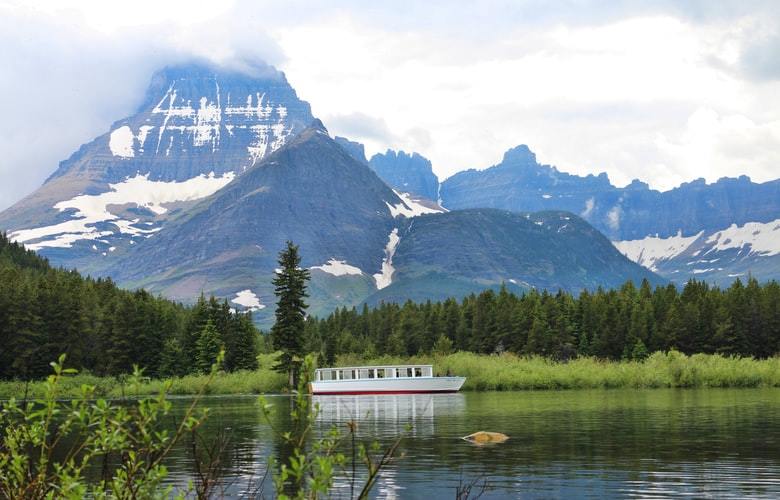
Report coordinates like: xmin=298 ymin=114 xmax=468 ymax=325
xmin=340 ymin=370 xmax=351 ymax=380
xmin=368 ymin=369 xmax=375 ymax=379
xmin=376 ymin=369 xmax=385 ymax=378
xmin=384 ymin=368 xmax=394 ymax=378
xmin=406 ymin=367 xmax=414 ymax=378
xmin=415 ymin=367 xmax=423 ymax=378
xmin=423 ymin=367 xmax=432 ymax=377
xmin=321 ymin=370 xmax=333 ymax=381
xmin=359 ymin=369 xmax=369 ymax=379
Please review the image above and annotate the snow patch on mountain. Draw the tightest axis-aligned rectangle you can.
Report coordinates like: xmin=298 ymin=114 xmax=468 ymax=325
xmin=10 ymin=172 xmax=234 ymax=250
xmin=614 ymin=230 xmax=702 ymax=271
xmin=231 ymin=289 xmax=265 ymax=311
xmin=385 ymin=190 xmax=444 ymax=218
xmin=705 ymin=219 xmax=780 ymax=256
xmin=311 ymin=259 xmax=363 ymax=276
xmin=373 ymin=228 xmax=400 ymax=289
xmin=109 ymin=126 xmax=135 ymax=158
xmin=581 ymin=197 xmax=595 ymax=218
xmin=150 ymin=82 xmax=291 ymax=163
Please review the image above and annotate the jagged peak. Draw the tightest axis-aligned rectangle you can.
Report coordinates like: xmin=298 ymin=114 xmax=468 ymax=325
xmin=370 ymin=149 xmax=431 ymax=165
xmin=501 ymin=144 xmax=537 ymax=166
xmin=334 ymin=136 xmax=368 ymax=164
xmin=138 ymin=60 xmax=292 ymax=112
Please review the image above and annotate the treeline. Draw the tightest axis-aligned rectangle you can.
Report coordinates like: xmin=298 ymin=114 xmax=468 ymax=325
xmin=0 ymin=233 xmax=259 ymax=380
xmin=305 ymin=278 xmax=780 ymax=363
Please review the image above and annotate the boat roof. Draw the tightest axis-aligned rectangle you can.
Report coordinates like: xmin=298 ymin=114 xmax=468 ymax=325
xmin=315 ymin=364 xmax=433 ymax=372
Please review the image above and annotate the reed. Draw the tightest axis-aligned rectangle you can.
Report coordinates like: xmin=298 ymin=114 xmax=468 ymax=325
xmin=3 ymin=351 xmax=780 ymax=399
xmin=338 ymin=351 xmax=780 ymax=391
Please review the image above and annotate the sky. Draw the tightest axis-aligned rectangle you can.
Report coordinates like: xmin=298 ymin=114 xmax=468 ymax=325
xmin=1 ymin=0 xmax=779 ymax=210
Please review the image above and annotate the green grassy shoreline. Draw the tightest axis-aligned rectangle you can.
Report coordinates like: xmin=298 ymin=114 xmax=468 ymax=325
xmin=2 ymin=351 xmax=780 ymax=399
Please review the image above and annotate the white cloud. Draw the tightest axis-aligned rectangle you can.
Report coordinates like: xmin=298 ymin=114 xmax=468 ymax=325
xmin=1 ymin=1 xmax=779 ymax=211
xmin=654 ymin=107 xmax=780 ymax=190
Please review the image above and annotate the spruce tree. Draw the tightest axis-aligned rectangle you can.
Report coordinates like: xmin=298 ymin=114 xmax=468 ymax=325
xmin=271 ymin=241 xmax=310 ymax=388
xmin=195 ymin=319 xmax=222 ymax=374
xmin=230 ymin=313 xmax=259 ymax=371
xmin=158 ymin=337 xmax=187 ymax=377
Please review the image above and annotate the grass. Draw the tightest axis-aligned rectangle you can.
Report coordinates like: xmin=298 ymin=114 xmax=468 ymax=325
xmin=0 ymin=353 xmax=287 ymax=400
xmin=2 ymin=351 xmax=780 ymax=399
xmin=336 ymin=350 xmax=780 ymax=391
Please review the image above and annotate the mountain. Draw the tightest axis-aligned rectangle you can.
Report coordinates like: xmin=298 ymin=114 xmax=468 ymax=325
xmin=613 ymin=221 xmax=780 ymax=285
xmin=334 ymin=136 xmax=368 ymax=164
xmin=106 ymin=120 xmax=433 ymax=320
xmin=440 ymin=145 xmax=780 ymax=285
xmin=0 ymin=63 xmax=315 ymax=270
xmin=368 ymin=209 xmax=662 ymax=304
xmin=109 ymin=119 xmax=655 ymax=322
xmin=368 ymin=150 xmax=440 ymax=201
xmin=1 ymin=64 xmax=666 ymax=326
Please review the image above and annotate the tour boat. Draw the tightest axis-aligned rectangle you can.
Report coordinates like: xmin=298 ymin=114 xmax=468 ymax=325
xmin=310 ymin=364 xmax=466 ymax=395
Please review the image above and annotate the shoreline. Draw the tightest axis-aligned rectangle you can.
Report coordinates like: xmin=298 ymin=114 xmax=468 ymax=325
xmin=2 ymin=351 xmax=779 ymax=400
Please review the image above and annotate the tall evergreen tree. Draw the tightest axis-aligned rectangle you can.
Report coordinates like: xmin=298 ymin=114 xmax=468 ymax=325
xmin=195 ymin=319 xmax=222 ymax=374
xmin=271 ymin=241 xmax=311 ymax=387
xmin=229 ymin=313 xmax=260 ymax=371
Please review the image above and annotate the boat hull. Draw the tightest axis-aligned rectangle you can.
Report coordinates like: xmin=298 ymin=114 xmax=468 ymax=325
xmin=310 ymin=376 xmax=466 ymax=395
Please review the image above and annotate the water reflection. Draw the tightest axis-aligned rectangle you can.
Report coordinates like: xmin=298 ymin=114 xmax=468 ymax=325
xmin=314 ymin=393 xmax=466 ymax=437
xmin=313 ymin=394 xmax=467 ymax=498
xmin=146 ymin=389 xmax=780 ymax=498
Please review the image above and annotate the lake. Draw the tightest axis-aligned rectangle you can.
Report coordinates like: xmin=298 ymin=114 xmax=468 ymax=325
xmin=157 ymin=389 xmax=780 ymax=498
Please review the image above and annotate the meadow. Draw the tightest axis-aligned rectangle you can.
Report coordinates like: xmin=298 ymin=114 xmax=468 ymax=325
xmin=2 ymin=351 xmax=780 ymax=399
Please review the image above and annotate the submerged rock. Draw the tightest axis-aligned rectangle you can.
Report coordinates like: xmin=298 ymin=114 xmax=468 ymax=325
xmin=462 ymin=431 xmax=510 ymax=445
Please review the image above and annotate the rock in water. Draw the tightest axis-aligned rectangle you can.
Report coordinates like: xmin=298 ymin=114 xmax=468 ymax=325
xmin=462 ymin=431 xmax=509 ymax=445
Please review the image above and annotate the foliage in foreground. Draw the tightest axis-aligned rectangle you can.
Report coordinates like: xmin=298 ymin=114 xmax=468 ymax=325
xmin=0 ymin=354 xmax=404 ymax=499
xmin=260 ymin=355 xmax=404 ymax=499
xmin=0 ymin=354 xmax=218 ymax=499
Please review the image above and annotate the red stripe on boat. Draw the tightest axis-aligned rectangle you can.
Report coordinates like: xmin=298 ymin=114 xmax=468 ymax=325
xmin=312 ymin=390 xmax=459 ymax=395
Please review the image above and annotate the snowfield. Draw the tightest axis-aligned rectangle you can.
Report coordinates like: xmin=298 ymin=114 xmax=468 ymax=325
xmin=311 ymin=259 xmax=364 ymax=276
xmin=373 ymin=228 xmax=401 ymax=289
xmin=705 ymin=219 xmax=780 ymax=257
xmin=231 ymin=289 xmax=266 ymax=311
xmin=613 ymin=230 xmax=702 ymax=271
xmin=10 ymin=172 xmax=234 ymax=250
xmin=614 ymin=219 xmax=780 ymax=273
xmin=386 ymin=190 xmax=444 ymax=218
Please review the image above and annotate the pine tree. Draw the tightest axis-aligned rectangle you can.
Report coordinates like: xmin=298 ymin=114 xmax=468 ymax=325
xmin=184 ymin=294 xmax=210 ymax=366
xmin=630 ymin=339 xmax=649 ymax=360
xmin=195 ymin=319 xmax=222 ymax=374
xmin=158 ymin=337 xmax=187 ymax=377
xmin=229 ymin=313 xmax=259 ymax=371
xmin=271 ymin=241 xmax=311 ymax=387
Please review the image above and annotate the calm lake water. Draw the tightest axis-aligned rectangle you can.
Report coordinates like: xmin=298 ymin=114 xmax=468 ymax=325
xmin=155 ymin=389 xmax=780 ymax=498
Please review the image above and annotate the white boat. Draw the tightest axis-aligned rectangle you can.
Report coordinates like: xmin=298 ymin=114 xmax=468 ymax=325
xmin=310 ymin=364 xmax=466 ymax=395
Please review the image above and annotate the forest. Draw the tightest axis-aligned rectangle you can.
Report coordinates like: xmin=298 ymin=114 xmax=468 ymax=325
xmin=3 ymin=232 xmax=780 ymax=382
xmin=0 ymin=233 xmax=259 ymax=380
xmin=305 ymin=277 xmax=780 ymax=363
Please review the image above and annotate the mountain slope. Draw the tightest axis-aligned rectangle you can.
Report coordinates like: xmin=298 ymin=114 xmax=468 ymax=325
xmin=0 ymin=63 xmax=315 ymax=269
xmin=614 ymin=219 xmax=780 ymax=285
xmin=107 ymin=120 xmax=420 ymax=320
xmin=368 ymin=209 xmax=663 ymax=304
